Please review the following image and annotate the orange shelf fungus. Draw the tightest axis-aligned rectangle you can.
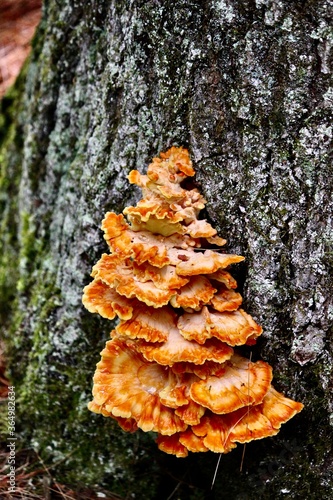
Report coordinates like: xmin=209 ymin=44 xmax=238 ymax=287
xmin=83 ymin=146 xmax=303 ymax=457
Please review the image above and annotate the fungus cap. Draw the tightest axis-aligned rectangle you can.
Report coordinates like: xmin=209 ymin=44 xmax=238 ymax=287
xmin=116 ymin=304 xmax=177 ymax=342
xmin=191 ymin=386 xmax=304 ymax=452
xmin=177 ymin=307 xmax=263 ymax=346
xmin=175 ymin=250 xmax=245 ymax=276
xmin=82 ymin=279 xmax=134 ymax=320
xmin=89 ymin=338 xmax=187 ymax=435
xmin=189 ymin=355 xmax=273 ymax=413
xmin=170 ymin=276 xmax=217 ymax=311
xmin=135 ymin=327 xmax=234 ymax=366
xmin=92 ymin=254 xmax=177 ymax=307
xmin=156 ymin=434 xmax=189 ymax=458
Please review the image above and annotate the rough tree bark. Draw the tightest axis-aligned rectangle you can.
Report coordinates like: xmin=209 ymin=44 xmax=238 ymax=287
xmin=1 ymin=0 xmax=332 ymax=498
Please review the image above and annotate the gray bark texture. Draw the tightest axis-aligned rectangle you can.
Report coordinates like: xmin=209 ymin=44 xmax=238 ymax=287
xmin=1 ymin=0 xmax=333 ymax=498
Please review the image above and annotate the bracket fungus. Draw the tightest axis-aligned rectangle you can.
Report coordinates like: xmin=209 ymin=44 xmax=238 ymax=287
xmin=83 ymin=146 xmax=303 ymax=457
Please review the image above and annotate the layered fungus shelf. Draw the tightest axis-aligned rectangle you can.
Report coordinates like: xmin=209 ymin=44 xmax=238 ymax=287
xmin=83 ymin=147 xmax=303 ymax=457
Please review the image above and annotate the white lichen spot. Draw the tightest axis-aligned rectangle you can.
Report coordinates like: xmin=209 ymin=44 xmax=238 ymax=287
xmin=262 ymin=0 xmax=284 ymax=26
xmin=214 ymin=0 xmax=235 ymax=23
xmin=291 ymin=328 xmax=325 ymax=365
xmin=310 ymin=22 xmax=333 ymax=74
xmin=281 ymin=16 xmax=293 ymax=32
xmin=323 ymin=87 xmax=333 ymax=107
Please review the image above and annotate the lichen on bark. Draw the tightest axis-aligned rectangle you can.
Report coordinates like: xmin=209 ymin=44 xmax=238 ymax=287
xmin=0 ymin=0 xmax=333 ymax=498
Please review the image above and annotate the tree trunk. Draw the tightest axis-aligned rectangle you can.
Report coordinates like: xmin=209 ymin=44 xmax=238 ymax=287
xmin=1 ymin=0 xmax=332 ymax=498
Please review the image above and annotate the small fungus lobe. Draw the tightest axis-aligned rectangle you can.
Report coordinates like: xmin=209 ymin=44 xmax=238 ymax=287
xmin=83 ymin=146 xmax=303 ymax=457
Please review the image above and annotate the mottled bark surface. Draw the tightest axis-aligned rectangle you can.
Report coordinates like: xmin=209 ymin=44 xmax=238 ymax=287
xmin=1 ymin=0 xmax=332 ymax=498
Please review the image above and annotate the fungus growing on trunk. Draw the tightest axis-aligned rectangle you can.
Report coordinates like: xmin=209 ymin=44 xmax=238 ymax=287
xmin=83 ymin=146 xmax=303 ymax=457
